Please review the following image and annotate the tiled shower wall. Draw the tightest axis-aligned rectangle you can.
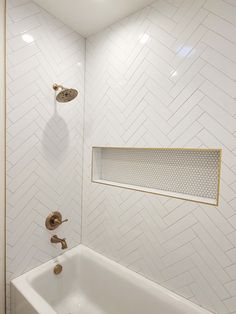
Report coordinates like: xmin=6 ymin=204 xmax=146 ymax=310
xmin=6 ymin=0 xmax=85 ymax=309
xmin=5 ymin=0 xmax=236 ymax=314
xmin=83 ymin=0 xmax=236 ymax=313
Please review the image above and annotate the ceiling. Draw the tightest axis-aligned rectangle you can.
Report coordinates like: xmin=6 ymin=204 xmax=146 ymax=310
xmin=33 ymin=0 xmax=154 ymax=37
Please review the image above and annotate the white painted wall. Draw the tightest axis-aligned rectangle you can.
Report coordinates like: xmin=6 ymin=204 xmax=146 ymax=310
xmin=33 ymin=0 xmax=154 ymax=37
xmin=83 ymin=1 xmax=236 ymax=314
xmin=0 ymin=0 xmax=5 ymax=312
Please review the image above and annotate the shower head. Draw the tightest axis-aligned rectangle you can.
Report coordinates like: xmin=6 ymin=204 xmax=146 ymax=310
xmin=53 ymin=84 xmax=78 ymax=103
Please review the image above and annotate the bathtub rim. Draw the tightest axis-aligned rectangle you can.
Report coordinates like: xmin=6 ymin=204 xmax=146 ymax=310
xmin=11 ymin=244 xmax=214 ymax=314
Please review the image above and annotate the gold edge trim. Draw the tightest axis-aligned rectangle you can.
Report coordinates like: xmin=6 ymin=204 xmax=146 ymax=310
xmin=91 ymin=147 xmax=222 ymax=207
xmin=92 ymin=146 xmax=221 ymax=152
xmin=4 ymin=0 xmax=6 ymax=311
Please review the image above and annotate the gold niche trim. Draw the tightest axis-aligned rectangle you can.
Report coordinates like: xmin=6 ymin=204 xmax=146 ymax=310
xmin=91 ymin=147 xmax=222 ymax=206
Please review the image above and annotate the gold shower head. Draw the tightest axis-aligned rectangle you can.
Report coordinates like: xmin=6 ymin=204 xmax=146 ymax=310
xmin=53 ymin=83 xmax=78 ymax=103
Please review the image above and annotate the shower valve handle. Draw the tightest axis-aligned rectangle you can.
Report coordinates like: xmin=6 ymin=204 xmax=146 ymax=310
xmin=45 ymin=211 xmax=68 ymax=230
xmin=54 ymin=218 xmax=68 ymax=225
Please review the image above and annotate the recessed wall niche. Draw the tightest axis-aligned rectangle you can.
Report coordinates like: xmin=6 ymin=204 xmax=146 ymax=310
xmin=92 ymin=147 xmax=222 ymax=205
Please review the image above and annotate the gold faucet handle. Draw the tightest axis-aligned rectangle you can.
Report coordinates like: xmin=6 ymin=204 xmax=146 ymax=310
xmin=45 ymin=211 xmax=68 ymax=230
xmin=54 ymin=218 xmax=68 ymax=225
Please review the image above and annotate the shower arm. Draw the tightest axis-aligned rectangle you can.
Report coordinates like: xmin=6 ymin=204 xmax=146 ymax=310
xmin=53 ymin=84 xmax=66 ymax=91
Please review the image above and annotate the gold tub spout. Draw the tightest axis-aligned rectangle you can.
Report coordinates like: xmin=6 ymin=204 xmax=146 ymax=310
xmin=51 ymin=235 xmax=67 ymax=250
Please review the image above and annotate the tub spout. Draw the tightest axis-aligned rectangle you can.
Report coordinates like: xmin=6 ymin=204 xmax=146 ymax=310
xmin=51 ymin=235 xmax=67 ymax=250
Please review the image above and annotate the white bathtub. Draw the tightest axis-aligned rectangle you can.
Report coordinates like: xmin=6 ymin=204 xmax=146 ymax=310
xmin=11 ymin=245 xmax=213 ymax=314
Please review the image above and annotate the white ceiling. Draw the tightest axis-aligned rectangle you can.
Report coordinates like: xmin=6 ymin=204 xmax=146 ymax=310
xmin=33 ymin=0 xmax=154 ymax=37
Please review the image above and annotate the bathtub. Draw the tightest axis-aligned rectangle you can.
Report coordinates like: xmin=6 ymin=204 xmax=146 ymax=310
xmin=11 ymin=245 xmax=213 ymax=314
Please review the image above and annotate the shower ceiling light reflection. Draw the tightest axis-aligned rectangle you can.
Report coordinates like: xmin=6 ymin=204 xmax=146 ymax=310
xmin=139 ymin=33 xmax=150 ymax=44
xmin=22 ymin=33 xmax=34 ymax=43
xmin=177 ymin=45 xmax=193 ymax=58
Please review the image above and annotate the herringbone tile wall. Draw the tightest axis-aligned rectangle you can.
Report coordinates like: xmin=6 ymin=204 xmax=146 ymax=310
xmin=83 ymin=1 xmax=236 ymax=313
xmin=6 ymin=0 xmax=85 ymax=310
